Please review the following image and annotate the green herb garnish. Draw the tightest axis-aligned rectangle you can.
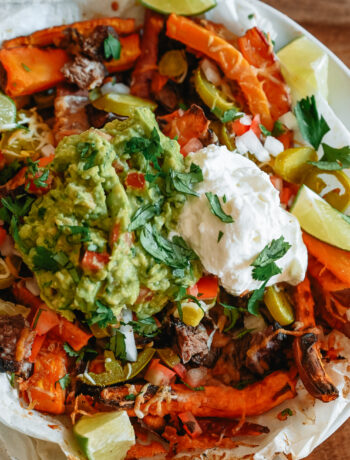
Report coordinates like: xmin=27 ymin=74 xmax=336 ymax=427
xmin=217 ymin=230 xmax=224 ymax=243
xmin=259 ymin=124 xmax=272 ymax=137
xmin=103 ymin=34 xmax=121 ymax=60
xmin=308 ymin=143 xmax=350 ymax=170
xmin=294 ymin=95 xmax=330 ymax=150
xmin=56 ymin=374 xmax=71 ymax=390
xmin=76 ymin=142 xmax=98 ymax=170
xmin=88 ymin=300 xmax=117 ymax=329
xmin=272 ymin=120 xmax=286 ymax=137
xmin=167 ymin=163 xmax=203 ymax=197
xmin=109 ymin=330 xmax=126 ymax=360
xmin=128 ymin=201 xmax=163 ymax=232
xmin=205 ymin=192 xmax=234 ymax=223
xmin=128 ymin=317 xmax=159 ymax=338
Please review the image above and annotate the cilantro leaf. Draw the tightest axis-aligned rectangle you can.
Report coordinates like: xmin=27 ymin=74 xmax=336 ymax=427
xmin=128 ymin=201 xmax=163 ymax=232
xmin=217 ymin=230 xmax=224 ymax=243
xmin=294 ymin=95 xmax=330 ymax=150
xmin=21 ymin=63 xmax=31 ymax=72
xmin=125 ymin=128 xmax=163 ymax=171
xmin=128 ymin=317 xmax=159 ymax=338
xmin=103 ymin=34 xmax=121 ymax=60
xmin=1 ymin=195 xmax=35 ymax=219
xmin=76 ymin=142 xmax=98 ymax=170
xmin=251 ymin=235 xmax=291 ymax=281
xmin=56 ymin=374 xmax=70 ymax=390
xmin=88 ymin=300 xmax=117 ymax=329
xmin=65 ymin=224 xmax=91 ymax=243
xmin=308 ymin=143 xmax=350 ymax=170
xmin=167 ymin=163 xmax=203 ymax=196
xmin=205 ymin=192 xmax=234 ymax=223
xmin=212 ymin=107 xmax=242 ymax=123
xmin=140 ymin=224 xmax=198 ymax=270
xmin=125 ymin=393 xmax=136 ymax=401
xmin=247 ymin=280 xmax=267 ymax=315
xmin=259 ymin=124 xmax=272 ymax=137
xmin=33 ymin=246 xmax=61 ymax=271
xmin=63 ymin=343 xmax=97 ymax=362
xmin=109 ymin=330 xmax=126 ymax=360
xmin=272 ymin=120 xmax=286 ymax=137
xmin=63 ymin=343 xmax=79 ymax=357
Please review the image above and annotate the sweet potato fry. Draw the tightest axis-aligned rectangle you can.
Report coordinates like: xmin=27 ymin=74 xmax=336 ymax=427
xmin=130 ymin=10 xmax=164 ymax=98
xmin=126 ymin=441 xmax=167 ymax=459
xmin=100 ymin=370 xmax=297 ymax=418
xmin=166 ymin=14 xmax=273 ymax=130
xmin=158 ymin=104 xmax=209 ymax=156
xmin=0 ymin=46 xmax=69 ymax=97
xmin=104 ymin=34 xmax=141 ymax=73
xmin=2 ymin=17 xmax=136 ymax=49
xmin=303 ymin=232 xmax=350 ymax=285
xmin=293 ymin=277 xmax=339 ymax=402
xmin=238 ymin=27 xmax=291 ymax=121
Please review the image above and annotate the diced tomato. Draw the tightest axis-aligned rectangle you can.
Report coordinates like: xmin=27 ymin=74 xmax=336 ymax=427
xmin=173 ymin=362 xmax=187 ymax=380
xmin=81 ymin=250 xmax=110 ymax=272
xmin=280 ymin=182 xmax=299 ymax=207
xmin=270 ymin=175 xmax=283 ymax=193
xmin=0 ymin=227 xmax=7 ymax=246
xmin=178 ymin=412 xmax=203 ymax=438
xmin=38 ymin=154 xmax=55 ymax=167
xmin=151 ymin=72 xmax=168 ymax=93
xmin=26 ymin=172 xmax=53 ymax=195
xmin=277 ymin=129 xmax=293 ymax=150
xmin=231 ymin=114 xmax=261 ymax=138
xmin=112 ymin=160 xmax=124 ymax=173
xmin=23 ymin=341 xmax=68 ymax=415
xmin=135 ymin=286 xmax=153 ymax=304
xmin=144 ymin=359 xmax=176 ymax=386
xmin=32 ymin=305 xmax=60 ymax=335
xmin=181 ymin=137 xmax=203 ymax=157
xmin=187 ymin=275 xmax=218 ymax=300
xmin=125 ymin=172 xmax=145 ymax=189
xmin=110 ymin=222 xmax=120 ymax=247
xmin=12 ymin=282 xmax=42 ymax=322
xmin=49 ymin=317 xmax=92 ymax=351
xmin=29 ymin=333 xmax=46 ymax=363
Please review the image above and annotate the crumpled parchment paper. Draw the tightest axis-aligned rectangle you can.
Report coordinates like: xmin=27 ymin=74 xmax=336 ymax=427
xmin=0 ymin=1 xmax=349 ymax=459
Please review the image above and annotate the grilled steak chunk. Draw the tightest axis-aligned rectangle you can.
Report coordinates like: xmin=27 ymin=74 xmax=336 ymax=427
xmin=62 ymin=56 xmax=106 ymax=91
xmin=173 ymin=319 xmax=209 ymax=364
xmin=0 ymin=315 xmax=34 ymax=378
xmin=82 ymin=25 xmax=119 ymax=61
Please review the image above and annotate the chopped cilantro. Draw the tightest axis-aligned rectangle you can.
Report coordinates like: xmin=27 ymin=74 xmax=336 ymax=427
xmin=88 ymin=300 xmax=116 ymax=328
xmin=205 ymin=192 xmax=234 ymax=223
xmin=220 ymin=302 xmax=245 ymax=332
xmin=56 ymin=374 xmax=71 ymax=390
xmin=109 ymin=330 xmax=126 ymax=360
xmin=140 ymin=224 xmax=198 ymax=270
xmin=248 ymin=236 xmax=291 ymax=315
xmin=281 ymin=408 xmax=294 ymax=417
xmin=125 ymin=128 xmax=163 ymax=171
xmin=272 ymin=120 xmax=286 ymax=137
xmin=248 ymin=13 xmax=254 ymax=19
xmin=212 ymin=107 xmax=242 ymax=123
xmin=103 ymin=34 xmax=121 ymax=60
xmin=128 ymin=317 xmax=159 ymax=338
xmin=33 ymin=247 xmax=60 ymax=272
xmin=32 ymin=308 xmax=43 ymax=329
xmin=125 ymin=393 xmax=136 ymax=401
xmin=65 ymin=224 xmax=91 ymax=243
xmin=308 ymin=143 xmax=350 ymax=170
xmin=76 ymin=142 xmax=98 ymax=170
xmin=259 ymin=124 xmax=272 ymax=137
xmin=217 ymin=230 xmax=224 ymax=243
xmin=294 ymin=95 xmax=330 ymax=150
xmin=21 ymin=63 xmax=31 ymax=72
xmin=38 ymin=207 xmax=46 ymax=219
xmin=63 ymin=343 xmax=97 ymax=361
xmin=128 ymin=200 xmax=163 ymax=232
xmin=178 ymin=103 xmax=188 ymax=111
xmin=166 ymin=163 xmax=203 ymax=196
xmin=8 ymin=372 xmax=15 ymax=387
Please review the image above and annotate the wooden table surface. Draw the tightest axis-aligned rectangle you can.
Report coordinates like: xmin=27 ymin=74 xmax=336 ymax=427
xmin=262 ymin=2 xmax=350 ymax=458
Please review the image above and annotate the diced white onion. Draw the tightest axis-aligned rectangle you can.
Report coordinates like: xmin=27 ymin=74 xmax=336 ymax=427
xmin=279 ymin=111 xmax=298 ymax=131
xmin=264 ymin=136 xmax=284 ymax=157
xmin=101 ymin=82 xmax=130 ymax=95
xmin=239 ymin=114 xmax=252 ymax=126
xmin=235 ymin=130 xmax=270 ymax=162
xmin=120 ymin=323 xmax=138 ymax=362
xmin=121 ymin=308 xmax=133 ymax=323
xmin=185 ymin=367 xmax=207 ymax=387
xmin=41 ymin=144 xmax=55 ymax=157
xmin=25 ymin=277 xmax=40 ymax=296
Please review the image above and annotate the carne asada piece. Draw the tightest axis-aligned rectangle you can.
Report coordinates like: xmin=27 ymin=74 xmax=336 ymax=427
xmin=53 ymin=86 xmax=90 ymax=144
xmin=61 ymin=56 xmax=106 ymax=91
xmin=0 ymin=314 xmax=34 ymax=378
xmin=173 ymin=318 xmax=210 ymax=364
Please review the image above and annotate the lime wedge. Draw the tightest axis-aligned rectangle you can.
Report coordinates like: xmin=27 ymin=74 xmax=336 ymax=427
xmin=138 ymin=0 xmax=216 ymax=15
xmin=74 ymin=411 xmax=135 ymax=460
xmin=92 ymin=93 xmax=157 ymax=117
xmin=0 ymin=93 xmax=16 ymax=131
xmin=290 ymin=185 xmax=350 ymax=250
xmin=277 ymin=36 xmax=328 ymax=101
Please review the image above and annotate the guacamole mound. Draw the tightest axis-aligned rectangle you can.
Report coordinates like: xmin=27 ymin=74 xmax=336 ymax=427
xmin=18 ymin=108 xmax=201 ymax=321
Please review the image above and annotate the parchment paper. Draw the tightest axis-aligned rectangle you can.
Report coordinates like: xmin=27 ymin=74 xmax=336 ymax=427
xmin=0 ymin=1 xmax=349 ymax=459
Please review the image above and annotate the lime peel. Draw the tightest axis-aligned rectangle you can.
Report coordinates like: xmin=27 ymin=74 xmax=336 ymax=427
xmin=138 ymin=0 xmax=217 ymax=16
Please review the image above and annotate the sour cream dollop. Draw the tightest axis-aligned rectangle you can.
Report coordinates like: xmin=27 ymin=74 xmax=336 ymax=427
xmin=178 ymin=145 xmax=307 ymax=296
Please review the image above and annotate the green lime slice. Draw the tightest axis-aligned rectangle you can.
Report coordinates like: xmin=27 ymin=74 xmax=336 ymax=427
xmin=0 ymin=93 xmax=16 ymax=131
xmin=290 ymin=185 xmax=350 ymax=250
xmin=92 ymin=93 xmax=157 ymax=117
xmin=74 ymin=411 xmax=135 ymax=460
xmin=277 ymin=36 xmax=328 ymax=101
xmin=138 ymin=0 xmax=216 ymax=16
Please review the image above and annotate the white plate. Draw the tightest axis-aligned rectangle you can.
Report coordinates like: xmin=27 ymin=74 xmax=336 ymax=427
xmin=0 ymin=1 xmax=349 ymax=459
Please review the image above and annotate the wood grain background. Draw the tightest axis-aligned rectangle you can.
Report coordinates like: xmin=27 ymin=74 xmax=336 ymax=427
xmin=261 ymin=2 xmax=350 ymax=458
